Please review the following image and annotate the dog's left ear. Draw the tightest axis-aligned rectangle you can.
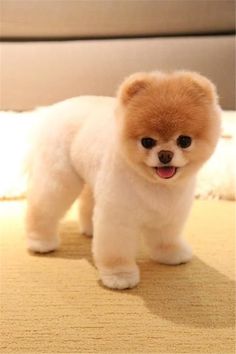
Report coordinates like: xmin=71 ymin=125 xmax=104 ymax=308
xmin=178 ymin=71 xmax=219 ymax=104
xmin=117 ymin=72 xmax=154 ymax=106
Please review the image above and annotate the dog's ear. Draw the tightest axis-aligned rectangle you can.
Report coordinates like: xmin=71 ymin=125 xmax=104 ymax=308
xmin=117 ymin=72 xmax=154 ymax=106
xmin=177 ymin=71 xmax=219 ymax=104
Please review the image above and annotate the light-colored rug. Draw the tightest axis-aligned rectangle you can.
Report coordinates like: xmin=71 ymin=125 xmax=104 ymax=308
xmin=0 ymin=199 xmax=235 ymax=353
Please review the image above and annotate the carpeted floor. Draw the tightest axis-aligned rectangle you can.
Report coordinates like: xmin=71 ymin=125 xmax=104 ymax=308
xmin=0 ymin=200 xmax=235 ymax=354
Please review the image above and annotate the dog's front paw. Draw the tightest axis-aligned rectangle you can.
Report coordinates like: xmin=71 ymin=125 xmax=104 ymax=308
xmin=151 ymin=240 xmax=192 ymax=265
xmin=100 ymin=267 xmax=140 ymax=290
xmin=27 ymin=234 xmax=59 ymax=253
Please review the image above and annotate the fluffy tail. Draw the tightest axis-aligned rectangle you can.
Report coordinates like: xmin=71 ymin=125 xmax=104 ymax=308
xmin=0 ymin=110 xmax=40 ymax=199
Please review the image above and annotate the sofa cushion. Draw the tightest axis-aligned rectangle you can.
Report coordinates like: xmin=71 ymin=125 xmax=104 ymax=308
xmin=1 ymin=0 xmax=234 ymax=39
xmin=1 ymin=35 xmax=234 ymax=111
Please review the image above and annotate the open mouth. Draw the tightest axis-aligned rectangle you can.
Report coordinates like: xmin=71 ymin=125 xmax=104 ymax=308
xmin=155 ymin=166 xmax=177 ymax=179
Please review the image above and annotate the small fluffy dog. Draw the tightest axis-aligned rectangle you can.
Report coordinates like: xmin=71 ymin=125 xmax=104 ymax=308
xmin=26 ymin=71 xmax=221 ymax=289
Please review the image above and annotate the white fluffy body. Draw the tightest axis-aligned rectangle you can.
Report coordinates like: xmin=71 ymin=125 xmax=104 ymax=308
xmin=26 ymin=95 xmax=195 ymax=289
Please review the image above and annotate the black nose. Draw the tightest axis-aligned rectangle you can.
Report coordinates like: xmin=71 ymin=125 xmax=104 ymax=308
xmin=158 ymin=150 xmax=174 ymax=164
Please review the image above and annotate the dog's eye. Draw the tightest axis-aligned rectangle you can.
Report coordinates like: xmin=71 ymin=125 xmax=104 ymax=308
xmin=177 ymin=135 xmax=192 ymax=148
xmin=141 ymin=137 xmax=156 ymax=149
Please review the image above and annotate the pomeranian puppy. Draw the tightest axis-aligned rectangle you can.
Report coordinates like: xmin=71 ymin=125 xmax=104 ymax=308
xmin=26 ymin=71 xmax=221 ymax=289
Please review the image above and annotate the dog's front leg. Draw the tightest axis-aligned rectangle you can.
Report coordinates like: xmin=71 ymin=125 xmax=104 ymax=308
xmin=144 ymin=221 xmax=193 ymax=265
xmin=92 ymin=203 xmax=140 ymax=290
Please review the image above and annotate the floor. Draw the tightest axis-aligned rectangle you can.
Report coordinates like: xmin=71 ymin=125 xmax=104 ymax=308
xmin=0 ymin=199 xmax=235 ymax=353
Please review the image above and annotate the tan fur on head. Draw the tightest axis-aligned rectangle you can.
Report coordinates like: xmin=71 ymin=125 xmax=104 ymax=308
xmin=118 ymin=71 xmax=218 ymax=107
xmin=116 ymin=71 xmax=221 ymax=184
xmin=172 ymin=71 xmax=219 ymax=104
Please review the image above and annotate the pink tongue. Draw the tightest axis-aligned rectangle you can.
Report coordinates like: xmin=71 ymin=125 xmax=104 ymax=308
xmin=156 ymin=166 xmax=176 ymax=179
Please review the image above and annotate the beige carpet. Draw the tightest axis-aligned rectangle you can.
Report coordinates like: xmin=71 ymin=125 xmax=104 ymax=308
xmin=0 ymin=200 xmax=235 ymax=354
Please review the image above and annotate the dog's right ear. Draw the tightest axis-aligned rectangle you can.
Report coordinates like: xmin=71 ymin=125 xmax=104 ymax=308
xmin=117 ymin=72 xmax=153 ymax=106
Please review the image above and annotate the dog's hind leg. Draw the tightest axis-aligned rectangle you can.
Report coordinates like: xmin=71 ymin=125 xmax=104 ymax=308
xmin=26 ymin=165 xmax=84 ymax=253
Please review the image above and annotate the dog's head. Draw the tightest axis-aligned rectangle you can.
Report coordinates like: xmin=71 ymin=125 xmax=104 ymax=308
xmin=116 ymin=71 xmax=221 ymax=184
